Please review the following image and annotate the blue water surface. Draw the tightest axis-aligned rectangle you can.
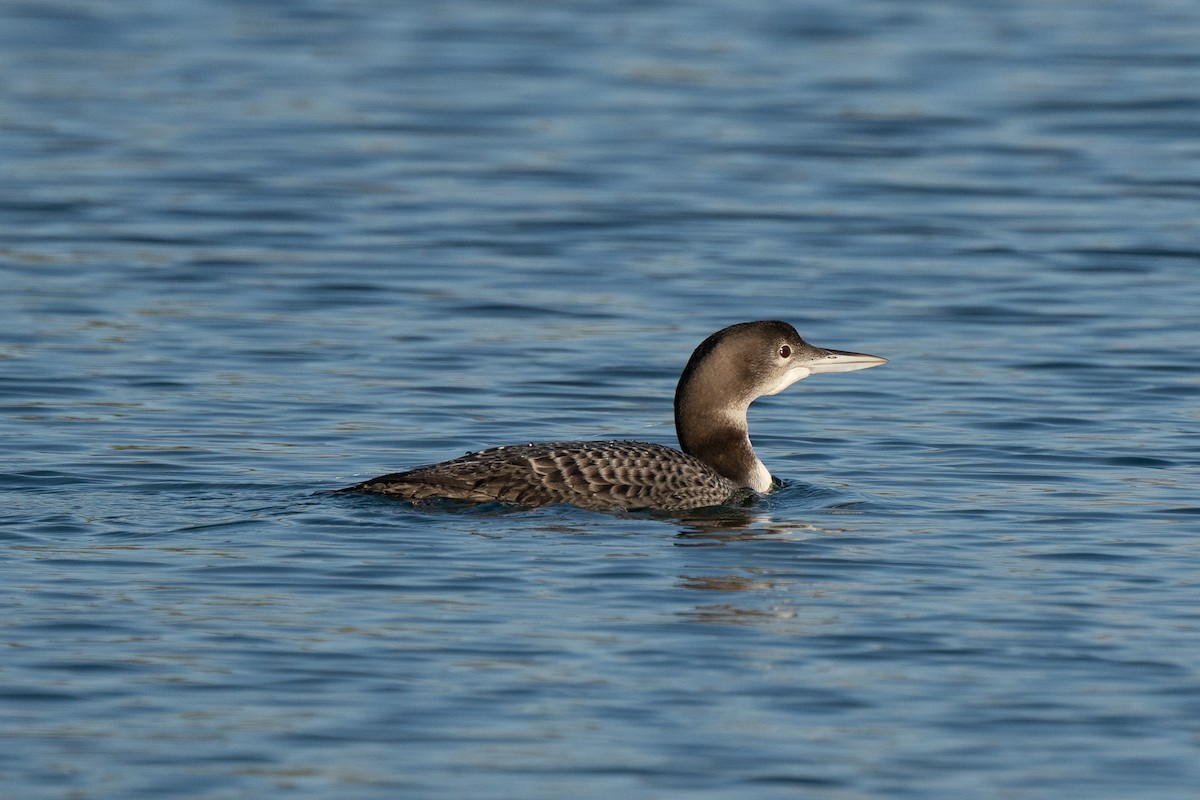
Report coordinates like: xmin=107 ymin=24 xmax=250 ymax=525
xmin=3 ymin=1 xmax=1200 ymax=798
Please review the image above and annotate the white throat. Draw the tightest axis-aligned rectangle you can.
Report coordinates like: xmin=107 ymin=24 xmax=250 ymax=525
xmin=762 ymin=365 xmax=812 ymax=397
xmin=747 ymin=454 xmax=773 ymax=492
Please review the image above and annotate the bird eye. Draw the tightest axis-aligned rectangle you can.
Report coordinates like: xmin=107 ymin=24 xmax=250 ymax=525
xmin=778 ymin=344 xmax=792 ymax=359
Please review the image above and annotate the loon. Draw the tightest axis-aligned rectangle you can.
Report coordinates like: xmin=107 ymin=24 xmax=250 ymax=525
xmin=340 ymin=320 xmax=886 ymax=512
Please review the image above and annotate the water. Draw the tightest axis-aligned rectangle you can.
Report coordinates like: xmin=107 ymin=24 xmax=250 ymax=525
xmin=3 ymin=1 xmax=1200 ymax=797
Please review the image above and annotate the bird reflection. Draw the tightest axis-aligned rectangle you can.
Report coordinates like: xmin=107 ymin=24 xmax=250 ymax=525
xmin=669 ymin=508 xmax=853 ymax=544
xmin=663 ymin=503 xmax=864 ymax=626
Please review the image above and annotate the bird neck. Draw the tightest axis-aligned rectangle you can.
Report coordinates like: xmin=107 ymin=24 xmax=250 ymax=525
xmin=674 ymin=361 xmax=772 ymax=492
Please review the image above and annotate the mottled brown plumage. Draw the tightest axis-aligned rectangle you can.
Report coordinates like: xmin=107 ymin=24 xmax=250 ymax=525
xmin=340 ymin=321 xmax=886 ymax=512
xmin=345 ymin=440 xmax=740 ymax=512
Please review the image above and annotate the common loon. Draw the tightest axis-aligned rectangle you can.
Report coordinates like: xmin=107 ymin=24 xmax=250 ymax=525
xmin=340 ymin=320 xmax=886 ymax=511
